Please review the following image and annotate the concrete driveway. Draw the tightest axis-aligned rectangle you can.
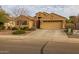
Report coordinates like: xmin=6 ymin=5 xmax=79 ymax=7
xmin=0 ymin=29 xmax=79 ymax=53
xmin=25 ymin=29 xmax=68 ymax=40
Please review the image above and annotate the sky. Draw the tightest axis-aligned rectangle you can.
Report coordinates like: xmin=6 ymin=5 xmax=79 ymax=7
xmin=1 ymin=5 xmax=79 ymax=18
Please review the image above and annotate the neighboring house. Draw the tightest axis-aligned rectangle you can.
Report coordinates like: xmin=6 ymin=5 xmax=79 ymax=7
xmin=4 ymin=16 xmax=16 ymax=30
xmin=35 ymin=12 xmax=66 ymax=30
xmin=15 ymin=15 xmax=34 ymax=29
xmin=74 ymin=16 xmax=79 ymax=30
xmin=69 ymin=16 xmax=79 ymax=30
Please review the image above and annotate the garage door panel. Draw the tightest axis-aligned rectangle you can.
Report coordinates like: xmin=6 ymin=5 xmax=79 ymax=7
xmin=40 ymin=21 xmax=62 ymax=29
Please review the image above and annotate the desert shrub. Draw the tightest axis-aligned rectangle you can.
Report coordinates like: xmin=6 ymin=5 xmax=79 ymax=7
xmin=66 ymin=27 xmax=73 ymax=35
xmin=20 ymin=27 xmax=36 ymax=31
xmin=0 ymin=25 xmax=5 ymax=30
xmin=12 ymin=27 xmax=18 ymax=30
xmin=29 ymin=27 xmax=36 ymax=31
xmin=20 ymin=27 xmax=29 ymax=31
xmin=12 ymin=30 xmax=26 ymax=35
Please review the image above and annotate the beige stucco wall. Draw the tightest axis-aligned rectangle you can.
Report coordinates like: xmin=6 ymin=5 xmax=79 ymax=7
xmin=28 ymin=20 xmax=34 ymax=29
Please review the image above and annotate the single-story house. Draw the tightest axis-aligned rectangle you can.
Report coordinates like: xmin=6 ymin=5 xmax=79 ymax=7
xmin=15 ymin=15 xmax=34 ymax=29
xmin=35 ymin=12 xmax=66 ymax=30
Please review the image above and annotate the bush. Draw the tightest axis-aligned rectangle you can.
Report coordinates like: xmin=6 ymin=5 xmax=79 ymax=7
xmin=20 ymin=27 xmax=29 ymax=31
xmin=29 ymin=27 xmax=36 ymax=31
xmin=20 ymin=27 xmax=36 ymax=31
xmin=66 ymin=28 xmax=73 ymax=35
xmin=12 ymin=27 xmax=18 ymax=30
xmin=0 ymin=26 xmax=5 ymax=30
xmin=12 ymin=30 xmax=26 ymax=35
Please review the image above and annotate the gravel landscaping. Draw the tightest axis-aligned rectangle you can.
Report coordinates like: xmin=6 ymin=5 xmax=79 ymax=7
xmin=0 ymin=30 xmax=33 ymax=35
xmin=67 ymin=34 xmax=79 ymax=38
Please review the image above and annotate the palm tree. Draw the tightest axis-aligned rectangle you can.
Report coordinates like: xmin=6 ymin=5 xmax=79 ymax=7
xmin=66 ymin=16 xmax=74 ymax=28
xmin=66 ymin=16 xmax=74 ymax=34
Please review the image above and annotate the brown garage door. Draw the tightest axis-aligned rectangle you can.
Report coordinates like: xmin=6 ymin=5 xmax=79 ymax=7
xmin=40 ymin=21 xmax=62 ymax=30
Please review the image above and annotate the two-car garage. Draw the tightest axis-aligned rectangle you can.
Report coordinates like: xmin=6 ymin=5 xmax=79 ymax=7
xmin=40 ymin=20 xmax=63 ymax=30
xmin=36 ymin=12 xmax=66 ymax=30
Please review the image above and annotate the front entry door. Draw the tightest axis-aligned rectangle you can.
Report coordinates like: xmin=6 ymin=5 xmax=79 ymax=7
xmin=36 ymin=20 xmax=40 ymax=29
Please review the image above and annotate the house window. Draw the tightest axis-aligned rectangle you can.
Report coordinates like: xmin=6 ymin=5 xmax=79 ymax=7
xmin=17 ymin=21 xmax=20 ymax=25
xmin=17 ymin=20 xmax=27 ymax=25
xmin=38 ymin=17 xmax=42 ymax=20
xmin=22 ymin=21 xmax=27 ymax=25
